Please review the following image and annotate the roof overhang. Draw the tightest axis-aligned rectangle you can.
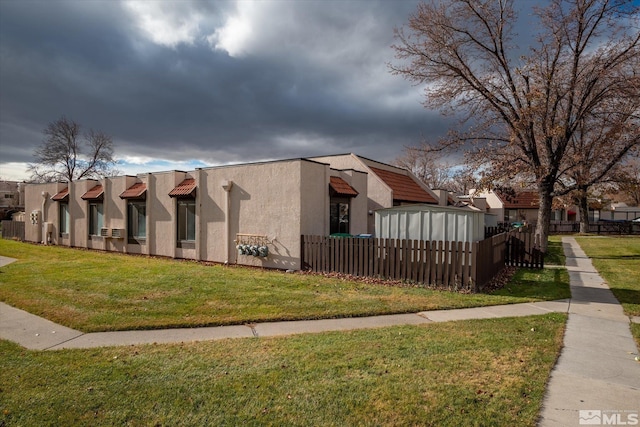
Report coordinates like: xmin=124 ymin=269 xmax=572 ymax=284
xmin=51 ymin=187 xmax=69 ymax=202
xmin=81 ymin=184 xmax=104 ymax=201
xmin=169 ymin=178 xmax=196 ymax=198
xmin=119 ymin=182 xmax=147 ymax=199
xmin=329 ymin=176 xmax=358 ymax=197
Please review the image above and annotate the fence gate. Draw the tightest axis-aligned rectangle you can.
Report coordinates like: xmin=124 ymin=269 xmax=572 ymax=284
xmin=505 ymin=232 xmax=544 ymax=268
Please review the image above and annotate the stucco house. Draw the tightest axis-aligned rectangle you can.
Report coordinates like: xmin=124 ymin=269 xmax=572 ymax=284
xmin=24 ymin=157 xmax=376 ymax=270
xmin=23 ymin=153 xmax=448 ymax=270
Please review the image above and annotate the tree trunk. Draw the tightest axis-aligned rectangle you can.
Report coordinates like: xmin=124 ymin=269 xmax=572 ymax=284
xmin=578 ymin=193 xmax=590 ymax=234
xmin=535 ymin=188 xmax=553 ymax=253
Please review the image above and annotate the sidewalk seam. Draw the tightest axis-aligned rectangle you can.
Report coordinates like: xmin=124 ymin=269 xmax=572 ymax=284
xmin=247 ymin=324 xmax=259 ymax=337
xmin=42 ymin=333 xmax=85 ymax=351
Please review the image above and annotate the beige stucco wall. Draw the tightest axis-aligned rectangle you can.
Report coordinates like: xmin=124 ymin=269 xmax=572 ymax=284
xmin=100 ymin=176 xmax=137 ymax=253
xmin=301 ymin=161 xmax=330 ymax=237
xmin=200 ymin=159 xmax=327 ymax=270
xmin=348 ymin=169 xmax=370 ymax=235
xmin=24 ymin=182 xmax=66 ymax=244
xmin=474 ymin=190 xmax=505 ymax=222
xmin=146 ymin=171 xmax=187 ymax=259
xmin=69 ymin=180 xmax=95 ymax=248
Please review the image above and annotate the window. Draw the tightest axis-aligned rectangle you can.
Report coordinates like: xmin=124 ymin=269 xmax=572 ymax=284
xmin=59 ymin=203 xmax=70 ymax=235
xmin=89 ymin=202 xmax=103 ymax=236
xmin=127 ymin=201 xmax=146 ymax=241
xmin=177 ymin=199 xmax=196 ymax=242
xmin=330 ymin=198 xmax=350 ymax=234
xmin=504 ymin=209 xmax=519 ymax=223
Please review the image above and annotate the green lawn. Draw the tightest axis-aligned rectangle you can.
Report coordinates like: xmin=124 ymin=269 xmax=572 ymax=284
xmin=0 ymin=313 xmax=566 ymax=426
xmin=0 ymin=240 xmax=570 ymax=332
xmin=544 ymin=235 xmax=566 ymax=266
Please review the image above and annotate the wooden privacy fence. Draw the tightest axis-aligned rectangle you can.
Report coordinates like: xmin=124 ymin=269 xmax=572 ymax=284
xmin=302 ymin=235 xmax=475 ymax=290
xmin=301 ymin=231 xmax=543 ymax=292
xmin=1 ymin=220 xmax=25 ymax=241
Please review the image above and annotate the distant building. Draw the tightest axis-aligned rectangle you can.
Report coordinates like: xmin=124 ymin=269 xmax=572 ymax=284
xmin=469 ymin=189 xmax=539 ymax=224
xmin=0 ymin=180 xmax=25 ymax=220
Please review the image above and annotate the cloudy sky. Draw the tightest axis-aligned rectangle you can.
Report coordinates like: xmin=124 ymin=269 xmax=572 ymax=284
xmin=1 ymin=0 xmax=457 ymax=181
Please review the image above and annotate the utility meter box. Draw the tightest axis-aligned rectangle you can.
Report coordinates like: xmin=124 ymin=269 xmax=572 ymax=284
xmin=30 ymin=210 xmax=41 ymax=225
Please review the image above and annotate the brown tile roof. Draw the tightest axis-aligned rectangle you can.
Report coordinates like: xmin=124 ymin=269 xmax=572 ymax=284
xmin=169 ymin=178 xmax=196 ymax=198
xmin=51 ymin=187 xmax=69 ymax=201
xmin=329 ymin=176 xmax=359 ymax=197
xmin=369 ymin=167 xmax=438 ymax=204
xmin=119 ymin=182 xmax=147 ymax=199
xmin=81 ymin=184 xmax=104 ymax=200
xmin=497 ymin=191 xmax=539 ymax=209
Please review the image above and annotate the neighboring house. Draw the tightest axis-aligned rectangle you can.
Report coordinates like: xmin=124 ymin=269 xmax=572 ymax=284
xmin=470 ymin=190 xmax=540 ymax=224
xmin=310 ymin=154 xmax=441 ymax=232
xmin=465 ymin=188 xmax=640 ymax=225
xmin=599 ymin=203 xmax=640 ymax=221
xmin=0 ymin=180 xmax=24 ymax=219
xmin=23 ymin=156 xmax=370 ymax=270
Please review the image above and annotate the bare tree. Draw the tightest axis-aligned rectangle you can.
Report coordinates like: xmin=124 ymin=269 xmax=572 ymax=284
xmin=614 ymin=157 xmax=640 ymax=206
xmin=559 ymin=112 xmax=639 ymax=232
xmin=394 ymin=144 xmax=476 ymax=194
xmin=391 ymin=0 xmax=640 ymax=250
xmin=28 ymin=116 xmax=118 ymax=182
xmin=448 ymin=166 xmax=478 ymax=195
xmin=394 ymin=145 xmax=455 ymax=190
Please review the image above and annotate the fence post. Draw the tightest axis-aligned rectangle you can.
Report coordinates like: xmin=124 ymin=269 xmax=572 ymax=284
xmin=471 ymin=241 xmax=479 ymax=293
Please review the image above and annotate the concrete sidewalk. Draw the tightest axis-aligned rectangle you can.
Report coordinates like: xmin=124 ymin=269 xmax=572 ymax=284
xmin=538 ymin=237 xmax=640 ymax=427
xmin=0 ymin=298 xmax=568 ymax=350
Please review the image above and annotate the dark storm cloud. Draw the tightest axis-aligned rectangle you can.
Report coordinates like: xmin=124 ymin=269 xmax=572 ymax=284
xmin=0 ymin=0 xmax=451 ymax=179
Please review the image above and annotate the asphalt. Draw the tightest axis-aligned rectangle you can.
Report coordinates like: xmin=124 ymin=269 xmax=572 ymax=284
xmin=1 ymin=238 xmax=639 ymax=424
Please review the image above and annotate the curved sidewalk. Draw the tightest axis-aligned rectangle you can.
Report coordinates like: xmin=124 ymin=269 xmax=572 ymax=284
xmin=0 ymin=298 xmax=568 ymax=351
xmin=538 ymin=237 xmax=640 ymax=427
